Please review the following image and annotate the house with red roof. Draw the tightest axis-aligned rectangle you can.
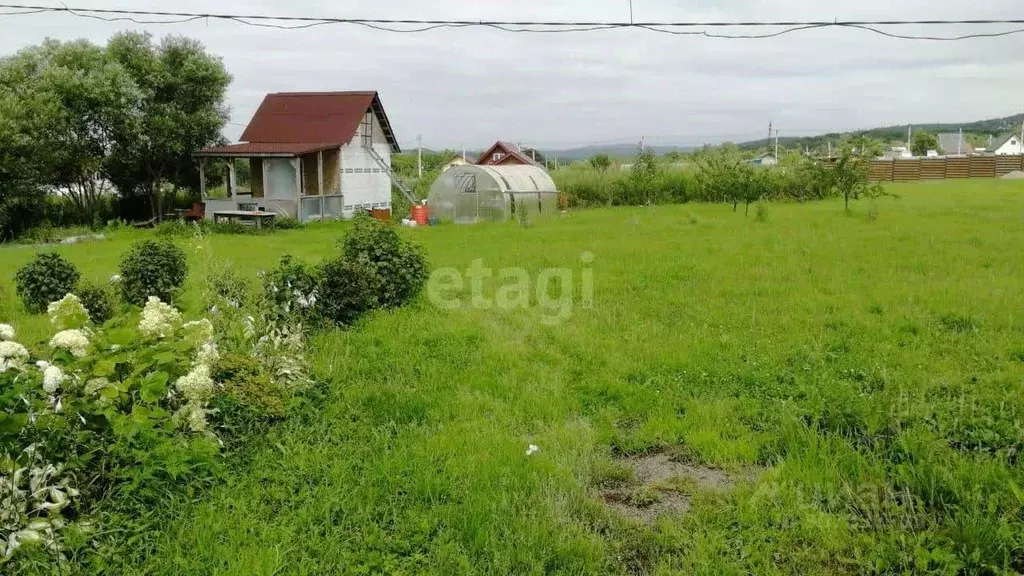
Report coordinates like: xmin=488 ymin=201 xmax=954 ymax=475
xmin=475 ymin=141 xmax=541 ymax=167
xmin=195 ymin=91 xmax=406 ymax=221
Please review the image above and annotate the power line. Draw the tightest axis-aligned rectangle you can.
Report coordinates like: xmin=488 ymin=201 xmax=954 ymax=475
xmin=1 ymin=4 xmax=1024 ymax=40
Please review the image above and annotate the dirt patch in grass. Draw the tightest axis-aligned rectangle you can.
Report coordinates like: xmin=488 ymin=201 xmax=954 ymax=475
xmin=598 ymin=452 xmax=752 ymax=524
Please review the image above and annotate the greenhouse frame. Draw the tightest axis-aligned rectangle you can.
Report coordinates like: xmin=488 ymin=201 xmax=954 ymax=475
xmin=426 ymin=165 xmax=559 ymax=224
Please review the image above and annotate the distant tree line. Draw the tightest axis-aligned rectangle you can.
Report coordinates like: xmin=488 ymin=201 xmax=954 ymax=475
xmin=0 ymin=32 xmax=230 ymax=241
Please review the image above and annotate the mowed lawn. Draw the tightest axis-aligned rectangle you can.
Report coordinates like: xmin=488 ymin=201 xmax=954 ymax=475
xmin=3 ymin=179 xmax=1024 ymax=574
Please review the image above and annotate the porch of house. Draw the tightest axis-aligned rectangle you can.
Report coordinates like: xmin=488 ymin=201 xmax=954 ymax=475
xmin=193 ymin=144 xmax=344 ymax=223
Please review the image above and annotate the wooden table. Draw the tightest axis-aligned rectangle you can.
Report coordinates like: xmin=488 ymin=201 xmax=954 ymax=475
xmin=212 ymin=210 xmax=277 ymax=229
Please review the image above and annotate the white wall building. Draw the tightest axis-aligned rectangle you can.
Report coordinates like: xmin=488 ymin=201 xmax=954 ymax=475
xmin=990 ymin=134 xmax=1024 ymax=156
xmin=196 ymin=91 xmax=402 ymax=222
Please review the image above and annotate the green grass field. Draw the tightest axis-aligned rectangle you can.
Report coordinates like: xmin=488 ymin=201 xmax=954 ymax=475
xmin=3 ymin=179 xmax=1024 ymax=574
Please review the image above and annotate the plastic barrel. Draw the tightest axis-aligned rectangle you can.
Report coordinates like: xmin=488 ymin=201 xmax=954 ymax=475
xmin=412 ymin=204 xmax=429 ymax=226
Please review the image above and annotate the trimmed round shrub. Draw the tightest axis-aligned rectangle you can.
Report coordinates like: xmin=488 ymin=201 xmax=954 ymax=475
xmin=340 ymin=214 xmax=428 ymax=308
xmin=315 ymin=256 xmax=380 ymax=327
xmin=76 ymin=280 xmax=117 ymax=325
xmin=14 ymin=252 xmax=80 ymax=313
xmin=119 ymin=239 xmax=188 ymax=306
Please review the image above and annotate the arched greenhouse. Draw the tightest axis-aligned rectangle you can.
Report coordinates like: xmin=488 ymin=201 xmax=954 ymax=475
xmin=426 ymin=165 xmax=559 ymax=223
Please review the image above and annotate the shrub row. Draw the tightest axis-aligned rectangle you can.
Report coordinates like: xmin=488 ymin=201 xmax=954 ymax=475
xmin=155 ymin=217 xmax=302 ymax=238
xmin=263 ymin=214 xmax=429 ymax=328
xmin=14 ymin=239 xmax=189 ymax=320
xmin=552 ymin=154 xmax=857 ymax=209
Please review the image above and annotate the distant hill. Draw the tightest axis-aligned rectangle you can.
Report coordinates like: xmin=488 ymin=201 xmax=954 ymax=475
xmin=737 ymin=112 xmax=1024 ymax=152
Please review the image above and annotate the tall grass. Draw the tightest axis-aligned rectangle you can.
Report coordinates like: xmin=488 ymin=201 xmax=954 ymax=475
xmin=552 ymin=160 xmax=835 ymax=208
xmin=3 ymin=180 xmax=1024 ymax=574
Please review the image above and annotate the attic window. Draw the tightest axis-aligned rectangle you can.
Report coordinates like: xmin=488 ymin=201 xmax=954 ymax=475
xmin=493 ymin=152 xmax=504 ymax=162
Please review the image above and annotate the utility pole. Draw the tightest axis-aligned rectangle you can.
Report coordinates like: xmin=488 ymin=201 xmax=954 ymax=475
xmin=828 ymin=141 xmax=832 ymax=157
xmin=1019 ymin=119 xmax=1024 ymax=154
xmin=958 ymin=128 xmax=963 ymax=155
xmin=907 ymin=126 xmax=912 ymax=153
xmin=417 ymin=134 xmax=422 ymax=178
xmin=462 ymin=143 xmax=466 ymax=162
xmin=774 ymin=128 xmax=779 ymax=159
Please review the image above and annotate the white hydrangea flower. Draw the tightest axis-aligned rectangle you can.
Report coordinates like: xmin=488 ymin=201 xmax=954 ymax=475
xmin=49 ymin=329 xmax=89 ymax=357
xmin=42 ymin=365 xmax=64 ymax=394
xmin=175 ymin=364 xmax=214 ymax=404
xmin=196 ymin=341 xmax=220 ymax=367
xmin=0 ymin=323 xmax=15 ymax=341
xmin=109 ymin=274 xmax=121 ymax=283
xmin=47 ymin=294 xmax=89 ymax=330
xmin=0 ymin=340 xmax=30 ymax=371
xmin=174 ymin=402 xmax=209 ymax=433
xmin=181 ymin=319 xmax=214 ymax=347
xmin=138 ymin=297 xmax=182 ymax=338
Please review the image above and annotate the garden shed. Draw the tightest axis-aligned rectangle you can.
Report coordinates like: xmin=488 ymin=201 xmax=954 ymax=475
xmin=426 ymin=165 xmax=558 ymax=224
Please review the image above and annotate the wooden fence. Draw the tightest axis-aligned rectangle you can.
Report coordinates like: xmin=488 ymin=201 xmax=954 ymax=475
xmin=864 ymin=155 xmax=1024 ymax=182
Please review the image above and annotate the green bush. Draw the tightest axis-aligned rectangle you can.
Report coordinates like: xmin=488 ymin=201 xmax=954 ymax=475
xmin=119 ymin=239 xmax=188 ymax=306
xmin=210 ymin=353 xmax=287 ymax=445
xmin=75 ymin=280 xmax=117 ymax=324
xmin=154 ymin=220 xmax=193 ymax=237
xmin=275 ymin=217 xmax=302 ymax=230
xmin=340 ymin=214 xmax=428 ymax=308
xmin=14 ymin=252 xmax=80 ymax=313
xmin=315 ymin=255 xmax=381 ymax=327
xmin=261 ymin=255 xmax=319 ymax=323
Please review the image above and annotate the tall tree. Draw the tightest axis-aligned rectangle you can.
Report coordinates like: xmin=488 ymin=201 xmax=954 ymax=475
xmin=840 ymin=134 xmax=885 ymax=158
xmin=105 ymin=32 xmax=231 ymax=220
xmin=911 ymin=131 xmax=940 ymax=156
xmin=0 ymin=93 xmax=47 ymax=240
xmin=0 ymin=39 xmax=139 ymax=220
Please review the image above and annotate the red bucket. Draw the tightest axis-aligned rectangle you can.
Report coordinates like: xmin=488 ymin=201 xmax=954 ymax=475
xmin=411 ymin=204 xmax=429 ymax=226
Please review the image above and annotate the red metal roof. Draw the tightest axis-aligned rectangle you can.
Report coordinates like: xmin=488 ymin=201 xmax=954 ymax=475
xmin=197 ymin=91 xmax=401 ymax=157
xmin=194 ymin=142 xmax=342 ymax=157
xmin=475 ymin=141 xmax=541 ymax=167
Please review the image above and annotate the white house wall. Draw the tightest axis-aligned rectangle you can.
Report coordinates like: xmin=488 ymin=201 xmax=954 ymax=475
xmin=339 ymin=107 xmax=392 ymax=215
xmin=994 ymin=136 xmax=1024 ymax=155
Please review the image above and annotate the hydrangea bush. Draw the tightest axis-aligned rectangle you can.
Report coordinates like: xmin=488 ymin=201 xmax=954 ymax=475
xmin=0 ymin=295 xmax=231 ymax=568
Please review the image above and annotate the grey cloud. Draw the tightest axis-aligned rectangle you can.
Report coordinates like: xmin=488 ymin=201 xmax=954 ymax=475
xmin=1 ymin=0 xmax=1022 ymax=149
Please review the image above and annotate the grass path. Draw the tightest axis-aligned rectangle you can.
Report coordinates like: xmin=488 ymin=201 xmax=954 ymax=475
xmin=3 ymin=179 xmax=1024 ymax=574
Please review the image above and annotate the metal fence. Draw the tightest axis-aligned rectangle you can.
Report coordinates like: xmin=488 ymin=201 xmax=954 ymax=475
xmin=862 ymin=155 xmax=1024 ymax=182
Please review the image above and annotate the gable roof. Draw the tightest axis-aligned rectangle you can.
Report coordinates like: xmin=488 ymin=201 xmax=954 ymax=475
xmin=239 ymin=91 xmax=400 ymax=153
xmin=937 ymin=133 xmax=974 ymax=155
xmin=990 ymin=133 xmax=1019 ymax=151
xmin=475 ymin=141 xmax=540 ymax=166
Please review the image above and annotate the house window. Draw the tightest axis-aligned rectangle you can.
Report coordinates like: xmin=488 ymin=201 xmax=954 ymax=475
xmin=493 ymin=152 xmax=504 ymax=162
xmin=361 ymin=112 xmax=373 ymax=148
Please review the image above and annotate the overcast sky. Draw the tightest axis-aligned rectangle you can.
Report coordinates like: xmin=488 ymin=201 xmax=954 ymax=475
xmin=2 ymin=0 xmax=1022 ymax=150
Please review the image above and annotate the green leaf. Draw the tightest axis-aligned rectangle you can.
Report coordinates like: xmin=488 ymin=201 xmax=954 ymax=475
xmin=139 ymin=371 xmax=170 ymax=403
xmin=0 ymin=413 xmax=29 ymax=434
xmin=106 ymin=328 xmax=136 ymax=347
xmin=93 ymin=359 xmax=117 ymax=377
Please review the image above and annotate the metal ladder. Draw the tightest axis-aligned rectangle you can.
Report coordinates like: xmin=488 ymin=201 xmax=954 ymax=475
xmin=364 ymin=146 xmax=419 ymax=205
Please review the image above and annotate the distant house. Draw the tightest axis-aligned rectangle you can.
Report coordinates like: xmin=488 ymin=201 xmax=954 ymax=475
xmin=195 ymin=91 xmax=401 ymax=222
xmin=937 ymin=133 xmax=974 ymax=155
xmin=475 ymin=141 xmax=541 ymax=167
xmin=743 ymin=154 xmax=778 ymax=167
xmin=884 ymin=146 xmax=913 ymax=160
xmin=989 ymin=133 xmax=1024 ymax=156
xmin=441 ymin=155 xmax=473 ymax=171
